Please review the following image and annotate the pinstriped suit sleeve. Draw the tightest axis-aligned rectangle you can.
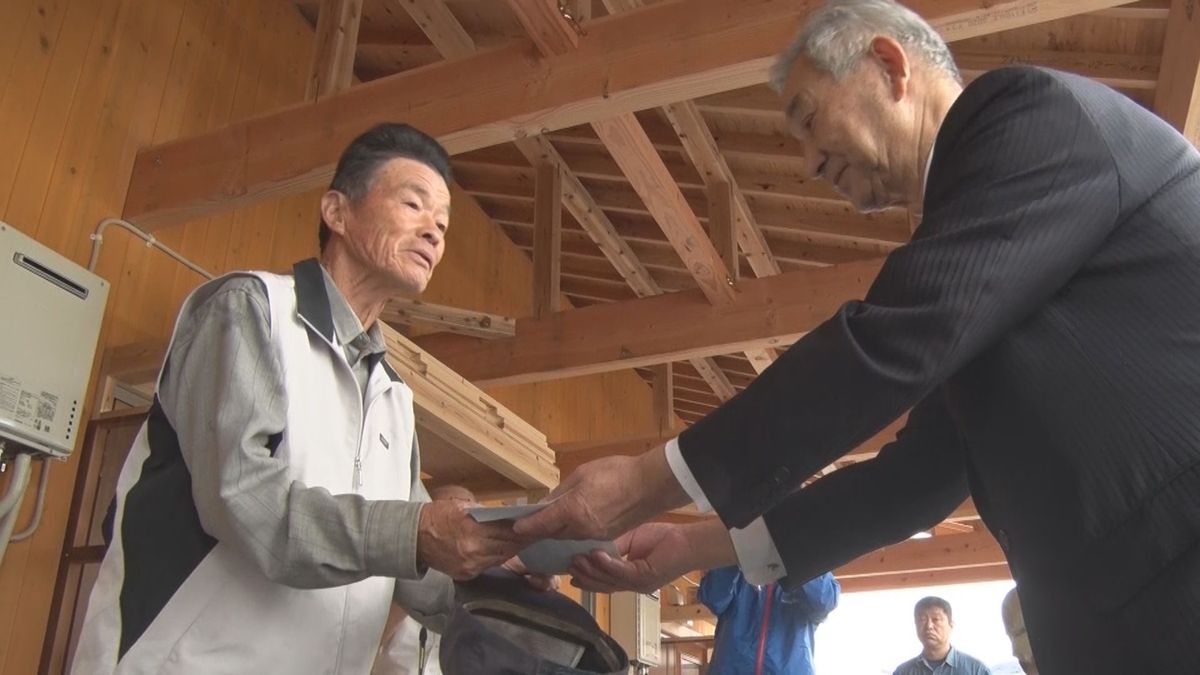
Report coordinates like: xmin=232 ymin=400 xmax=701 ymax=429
xmin=678 ymin=68 xmax=1121 ymax=539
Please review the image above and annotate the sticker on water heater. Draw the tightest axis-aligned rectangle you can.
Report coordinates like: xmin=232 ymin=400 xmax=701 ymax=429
xmin=0 ymin=375 xmax=20 ymax=413
xmin=14 ymin=389 xmax=57 ymax=433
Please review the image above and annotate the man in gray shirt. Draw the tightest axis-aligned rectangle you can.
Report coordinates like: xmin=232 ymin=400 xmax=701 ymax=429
xmin=73 ymin=123 xmax=538 ymax=674
xmin=893 ymin=597 xmax=992 ymax=675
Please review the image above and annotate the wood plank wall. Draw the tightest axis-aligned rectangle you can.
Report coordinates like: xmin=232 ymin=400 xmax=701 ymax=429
xmin=0 ymin=0 xmax=655 ymax=670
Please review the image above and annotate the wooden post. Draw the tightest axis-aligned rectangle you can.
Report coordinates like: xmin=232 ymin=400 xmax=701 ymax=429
xmin=306 ymin=0 xmax=363 ymax=101
xmin=706 ymin=181 xmax=738 ymax=285
xmin=533 ymin=162 xmax=563 ymax=318
xmin=652 ymin=363 xmax=674 ymax=434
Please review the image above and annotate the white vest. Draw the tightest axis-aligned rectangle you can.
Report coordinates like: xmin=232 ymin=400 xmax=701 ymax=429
xmin=73 ymin=270 xmax=418 ymax=675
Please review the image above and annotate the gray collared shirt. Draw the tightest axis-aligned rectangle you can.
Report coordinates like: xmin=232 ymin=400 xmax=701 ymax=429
xmin=320 ymin=266 xmax=387 ymax=398
xmin=893 ymin=647 xmax=993 ymax=675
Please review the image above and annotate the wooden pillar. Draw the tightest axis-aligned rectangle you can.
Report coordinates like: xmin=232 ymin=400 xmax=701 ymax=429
xmin=706 ymin=180 xmax=738 ymax=284
xmin=652 ymin=363 xmax=674 ymax=434
xmin=306 ymin=0 xmax=363 ymax=101
xmin=533 ymin=162 xmax=563 ymax=318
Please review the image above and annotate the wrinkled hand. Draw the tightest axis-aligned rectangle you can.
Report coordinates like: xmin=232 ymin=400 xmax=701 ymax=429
xmin=417 ymin=499 xmax=527 ymax=580
xmin=501 ymin=556 xmax=561 ymax=592
xmin=568 ymin=523 xmax=699 ymax=594
xmin=513 ymin=449 xmax=689 ymax=542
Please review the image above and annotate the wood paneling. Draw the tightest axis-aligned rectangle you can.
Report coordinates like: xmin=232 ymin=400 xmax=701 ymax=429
xmin=0 ymin=1 xmax=660 ymax=671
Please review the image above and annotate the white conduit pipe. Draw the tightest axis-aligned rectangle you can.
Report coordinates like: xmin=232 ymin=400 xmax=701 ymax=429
xmin=88 ymin=217 xmax=214 ymax=279
xmin=10 ymin=458 xmax=50 ymax=542
xmin=0 ymin=453 xmax=34 ymax=566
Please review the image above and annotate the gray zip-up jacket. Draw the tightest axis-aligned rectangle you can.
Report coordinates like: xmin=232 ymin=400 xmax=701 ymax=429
xmin=72 ymin=259 xmax=453 ymax=674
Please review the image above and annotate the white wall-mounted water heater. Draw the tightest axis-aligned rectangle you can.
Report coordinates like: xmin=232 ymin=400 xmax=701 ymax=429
xmin=0 ymin=222 xmax=108 ymax=458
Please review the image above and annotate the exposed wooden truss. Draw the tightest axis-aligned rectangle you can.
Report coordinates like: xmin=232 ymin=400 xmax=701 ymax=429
xmin=123 ymin=0 xmax=1134 ymax=229
xmin=402 ymin=0 xmax=739 ymax=405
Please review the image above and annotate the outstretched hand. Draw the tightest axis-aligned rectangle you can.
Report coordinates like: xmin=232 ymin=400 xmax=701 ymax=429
xmin=501 ymin=556 xmax=560 ymax=592
xmin=417 ymin=499 xmax=528 ymax=580
xmin=513 ymin=448 xmax=690 ymax=543
xmin=568 ymin=519 xmax=738 ymax=594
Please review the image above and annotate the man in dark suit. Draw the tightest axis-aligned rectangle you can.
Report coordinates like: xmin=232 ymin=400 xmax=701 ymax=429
xmin=514 ymin=1 xmax=1200 ymax=673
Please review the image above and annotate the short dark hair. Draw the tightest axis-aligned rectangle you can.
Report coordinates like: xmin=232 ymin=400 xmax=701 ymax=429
xmin=319 ymin=123 xmax=453 ymax=251
xmin=914 ymin=596 xmax=952 ymax=621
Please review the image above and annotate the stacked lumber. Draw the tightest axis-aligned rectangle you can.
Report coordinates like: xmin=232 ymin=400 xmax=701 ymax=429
xmin=381 ymin=324 xmax=558 ymax=490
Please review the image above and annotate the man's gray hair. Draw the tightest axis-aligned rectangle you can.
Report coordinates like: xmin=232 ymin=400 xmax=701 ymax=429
xmin=769 ymin=0 xmax=961 ymax=91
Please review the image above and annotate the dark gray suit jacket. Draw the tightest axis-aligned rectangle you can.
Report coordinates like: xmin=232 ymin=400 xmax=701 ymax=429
xmin=679 ymin=67 xmax=1200 ymax=674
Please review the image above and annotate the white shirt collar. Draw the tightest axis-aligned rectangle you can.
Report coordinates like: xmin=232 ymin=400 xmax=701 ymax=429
xmin=922 ymin=136 xmax=937 ymax=198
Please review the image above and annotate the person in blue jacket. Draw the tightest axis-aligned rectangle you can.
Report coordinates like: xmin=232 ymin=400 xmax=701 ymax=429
xmin=699 ymin=565 xmax=840 ymax=675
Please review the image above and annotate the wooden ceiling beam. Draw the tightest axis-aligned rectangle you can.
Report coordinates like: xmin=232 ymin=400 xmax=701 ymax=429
xmin=418 ymin=258 xmax=883 ymax=386
xmin=400 ymin=6 xmax=728 ymax=423
xmin=837 ymin=563 xmax=1011 ymax=593
xmin=592 ymin=114 xmax=737 ymax=306
xmin=504 ymin=0 xmax=579 ymax=57
xmin=954 ymin=48 xmax=1160 ymax=92
xmin=687 ymin=356 xmax=737 ymax=401
xmin=837 ymin=527 xmax=1005 ymax=580
xmin=121 ymin=0 xmax=1131 ymax=229
xmin=307 ymin=0 xmax=364 ymax=101
xmin=398 ymin=0 xmax=477 ymax=59
xmin=1153 ymin=0 xmax=1200 ymax=146
xmin=514 ymin=135 xmax=663 ymax=296
xmin=664 ymin=102 xmax=781 ymax=277
xmin=554 ymin=414 xmax=905 ymax=475
xmin=380 ymin=298 xmax=517 ymax=339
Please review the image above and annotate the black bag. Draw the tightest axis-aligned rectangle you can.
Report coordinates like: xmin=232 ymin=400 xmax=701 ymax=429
xmin=439 ymin=569 xmax=630 ymax=675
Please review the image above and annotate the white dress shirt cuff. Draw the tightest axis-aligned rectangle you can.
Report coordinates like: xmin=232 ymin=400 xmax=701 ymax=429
xmin=731 ymin=518 xmax=788 ymax=586
xmin=664 ymin=437 xmax=713 ymax=512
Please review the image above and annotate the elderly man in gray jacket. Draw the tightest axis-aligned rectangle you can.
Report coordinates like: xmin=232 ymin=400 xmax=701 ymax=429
xmin=73 ymin=123 xmax=539 ymax=674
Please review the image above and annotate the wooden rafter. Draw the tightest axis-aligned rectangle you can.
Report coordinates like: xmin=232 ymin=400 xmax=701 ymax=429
xmin=602 ymin=0 xmax=783 ymax=379
xmin=504 ymin=0 xmax=579 ymax=57
xmin=837 ymin=527 xmax=1004 ymax=580
xmin=688 ymin=356 xmax=738 ymax=401
xmin=307 ymin=0 xmax=363 ymax=101
xmin=419 ymin=258 xmax=882 ymax=386
xmin=514 ymin=135 xmax=662 ymax=295
xmin=122 ymin=0 xmax=1132 ymax=229
xmin=592 ymin=115 xmax=736 ymax=306
xmin=1154 ymin=0 xmax=1200 ymax=146
xmin=554 ymin=414 xmax=911 ymax=475
xmin=398 ymin=0 xmax=738 ymax=404
xmin=664 ymin=101 xmax=781 ymax=278
xmin=661 ymin=528 xmax=1004 ymax=616
xmin=591 ymin=112 xmax=762 ymax=390
xmin=397 ymin=0 xmax=476 ymax=58
xmin=838 ymin=563 xmax=1011 ymax=593
xmin=955 ymin=48 xmax=1160 ymax=92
